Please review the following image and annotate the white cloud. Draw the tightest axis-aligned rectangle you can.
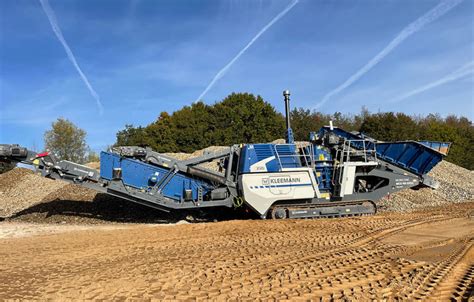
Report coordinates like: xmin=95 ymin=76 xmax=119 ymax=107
xmin=313 ymin=0 xmax=464 ymax=110
xmin=39 ymin=0 xmax=104 ymax=114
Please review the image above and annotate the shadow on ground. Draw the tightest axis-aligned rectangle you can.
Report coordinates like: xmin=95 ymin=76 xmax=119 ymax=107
xmin=7 ymin=194 xmax=247 ymax=224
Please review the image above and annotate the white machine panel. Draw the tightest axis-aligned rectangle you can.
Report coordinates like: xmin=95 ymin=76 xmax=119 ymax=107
xmin=338 ymin=161 xmax=378 ymax=197
xmin=340 ymin=165 xmax=356 ymax=196
xmin=240 ymin=168 xmax=319 ymax=216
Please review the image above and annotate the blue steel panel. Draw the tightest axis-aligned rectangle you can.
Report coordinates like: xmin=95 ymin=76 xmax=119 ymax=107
xmin=396 ymin=145 xmax=417 ymax=168
xmin=419 ymin=141 xmax=450 ymax=155
xmin=253 ymin=144 xmax=274 ymax=161
xmin=100 ymin=151 xmax=118 ymax=180
xmin=317 ymin=127 xmax=360 ymax=141
xmin=100 ymin=152 xmax=214 ymax=201
xmin=375 ymin=142 xmax=443 ymax=175
xmin=275 ymin=144 xmax=300 ymax=168
xmin=316 ymin=127 xmax=446 ymax=176
xmin=408 ymin=149 xmax=434 ymax=174
xmin=120 ymin=158 xmax=157 ymax=188
xmin=239 ymin=144 xmax=301 ymax=173
xmin=375 ymin=144 xmax=389 ymax=156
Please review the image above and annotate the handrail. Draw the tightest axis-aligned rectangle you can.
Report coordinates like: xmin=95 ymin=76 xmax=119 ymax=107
xmin=332 ymin=139 xmax=378 ymax=187
xmin=271 ymin=144 xmax=313 ymax=171
xmin=273 ymin=145 xmax=283 ymax=169
xmin=340 ymin=139 xmax=377 ymax=164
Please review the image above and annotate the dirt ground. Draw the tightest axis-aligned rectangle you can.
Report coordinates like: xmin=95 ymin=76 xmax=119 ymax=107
xmin=0 ymin=156 xmax=473 ymax=300
xmin=0 ymin=203 xmax=473 ymax=300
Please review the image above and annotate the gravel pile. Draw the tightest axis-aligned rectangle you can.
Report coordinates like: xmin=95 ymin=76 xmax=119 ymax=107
xmin=378 ymin=161 xmax=473 ymax=212
xmin=0 ymin=168 xmax=177 ymax=224
xmin=0 ymin=168 xmax=67 ymax=218
xmin=165 ymin=146 xmax=229 ymax=171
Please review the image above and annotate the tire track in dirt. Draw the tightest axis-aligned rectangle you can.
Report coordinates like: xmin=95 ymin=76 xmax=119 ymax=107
xmin=0 ymin=203 xmax=473 ymax=300
xmin=206 ymin=215 xmax=460 ymax=300
xmin=429 ymin=241 xmax=474 ymax=301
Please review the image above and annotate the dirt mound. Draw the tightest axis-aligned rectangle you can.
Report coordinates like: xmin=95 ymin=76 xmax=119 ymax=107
xmin=271 ymin=139 xmax=310 ymax=149
xmin=0 ymin=167 xmax=30 ymax=190
xmin=378 ymin=160 xmax=473 ymax=212
xmin=0 ymin=168 xmax=181 ymax=224
xmin=429 ymin=160 xmax=474 ymax=199
xmin=0 ymin=168 xmax=67 ymax=218
xmin=7 ymin=182 xmax=182 ymax=224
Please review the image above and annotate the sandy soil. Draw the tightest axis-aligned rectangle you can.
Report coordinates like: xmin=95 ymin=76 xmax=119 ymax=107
xmin=0 ymin=203 xmax=472 ymax=300
xmin=0 ymin=222 xmax=138 ymax=239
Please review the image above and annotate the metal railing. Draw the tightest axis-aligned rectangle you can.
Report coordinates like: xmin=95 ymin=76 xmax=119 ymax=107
xmin=272 ymin=144 xmax=312 ymax=171
xmin=333 ymin=139 xmax=377 ymax=186
xmin=339 ymin=139 xmax=377 ymax=163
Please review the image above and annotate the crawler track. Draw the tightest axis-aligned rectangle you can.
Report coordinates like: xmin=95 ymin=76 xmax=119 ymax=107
xmin=270 ymin=200 xmax=376 ymax=219
xmin=0 ymin=203 xmax=472 ymax=300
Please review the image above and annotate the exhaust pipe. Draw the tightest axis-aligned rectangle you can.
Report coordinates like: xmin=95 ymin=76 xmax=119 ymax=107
xmin=283 ymin=90 xmax=294 ymax=144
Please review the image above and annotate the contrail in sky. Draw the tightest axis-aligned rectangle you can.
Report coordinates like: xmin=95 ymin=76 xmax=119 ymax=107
xmin=39 ymin=0 xmax=104 ymax=114
xmin=387 ymin=61 xmax=474 ymax=103
xmin=194 ymin=0 xmax=299 ymax=103
xmin=313 ymin=0 xmax=464 ymax=110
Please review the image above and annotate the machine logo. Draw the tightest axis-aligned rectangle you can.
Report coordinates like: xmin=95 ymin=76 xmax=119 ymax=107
xmin=262 ymin=175 xmax=301 ymax=186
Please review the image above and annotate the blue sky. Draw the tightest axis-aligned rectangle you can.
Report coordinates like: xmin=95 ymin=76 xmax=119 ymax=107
xmin=1 ymin=0 xmax=473 ymax=151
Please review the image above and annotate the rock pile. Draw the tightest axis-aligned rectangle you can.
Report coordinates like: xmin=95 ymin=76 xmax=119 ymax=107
xmin=378 ymin=161 xmax=473 ymax=212
xmin=0 ymin=168 xmax=175 ymax=224
xmin=164 ymin=146 xmax=229 ymax=171
xmin=0 ymin=168 xmax=67 ymax=218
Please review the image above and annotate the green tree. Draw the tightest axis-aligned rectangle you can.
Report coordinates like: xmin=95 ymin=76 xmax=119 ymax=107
xmin=44 ymin=118 xmax=88 ymax=163
xmin=87 ymin=150 xmax=100 ymax=163
xmin=211 ymin=93 xmax=285 ymax=145
xmin=417 ymin=114 xmax=473 ymax=169
xmin=172 ymin=102 xmax=213 ymax=153
xmin=290 ymin=108 xmax=314 ymax=141
xmin=145 ymin=112 xmax=178 ymax=152
xmin=115 ymin=92 xmax=286 ymax=152
xmin=115 ymin=124 xmax=148 ymax=147
xmin=360 ymin=112 xmax=418 ymax=141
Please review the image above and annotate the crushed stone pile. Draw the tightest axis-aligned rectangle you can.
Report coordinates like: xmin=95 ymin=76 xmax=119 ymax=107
xmin=164 ymin=146 xmax=229 ymax=171
xmin=378 ymin=161 xmax=473 ymax=212
xmin=271 ymin=139 xmax=310 ymax=149
xmin=0 ymin=168 xmax=67 ymax=218
xmin=0 ymin=168 xmax=176 ymax=224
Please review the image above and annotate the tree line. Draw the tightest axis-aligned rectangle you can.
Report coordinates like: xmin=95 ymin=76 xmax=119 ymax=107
xmin=41 ymin=93 xmax=472 ymax=169
xmin=115 ymin=93 xmax=286 ymax=153
xmin=115 ymin=92 xmax=473 ymax=170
